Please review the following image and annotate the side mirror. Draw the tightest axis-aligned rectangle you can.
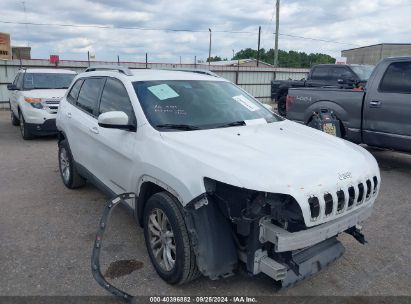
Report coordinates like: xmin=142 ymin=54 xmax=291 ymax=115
xmin=7 ymin=84 xmax=17 ymax=90
xmin=98 ymin=111 xmax=136 ymax=131
xmin=263 ymin=103 xmax=273 ymax=112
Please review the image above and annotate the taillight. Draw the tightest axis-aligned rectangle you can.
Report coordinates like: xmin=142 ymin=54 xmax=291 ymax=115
xmin=286 ymin=95 xmax=294 ymax=111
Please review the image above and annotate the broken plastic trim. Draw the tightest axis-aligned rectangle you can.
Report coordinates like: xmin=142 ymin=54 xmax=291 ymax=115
xmin=91 ymin=193 xmax=136 ymax=302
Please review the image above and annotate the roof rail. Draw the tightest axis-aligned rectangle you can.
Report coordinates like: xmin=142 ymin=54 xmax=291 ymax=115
xmin=173 ymin=69 xmax=220 ymax=78
xmin=85 ymin=65 xmax=133 ymax=76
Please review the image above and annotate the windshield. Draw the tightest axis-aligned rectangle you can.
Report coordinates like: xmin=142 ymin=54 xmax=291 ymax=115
xmin=133 ymin=80 xmax=282 ymax=130
xmin=23 ymin=73 xmax=75 ymax=90
xmin=351 ymin=65 xmax=375 ymax=81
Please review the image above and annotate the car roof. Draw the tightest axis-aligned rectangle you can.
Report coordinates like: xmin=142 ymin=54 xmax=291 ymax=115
xmin=79 ymin=69 xmax=226 ymax=82
xmin=20 ymin=68 xmax=77 ymax=74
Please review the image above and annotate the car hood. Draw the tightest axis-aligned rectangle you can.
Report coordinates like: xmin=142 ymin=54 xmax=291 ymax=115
xmin=22 ymin=89 xmax=67 ymax=100
xmin=159 ymin=119 xmax=379 ymax=195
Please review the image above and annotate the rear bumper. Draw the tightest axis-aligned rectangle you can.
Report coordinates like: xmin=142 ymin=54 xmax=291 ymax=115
xmin=259 ymin=204 xmax=373 ymax=252
xmin=26 ymin=119 xmax=58 ymax=135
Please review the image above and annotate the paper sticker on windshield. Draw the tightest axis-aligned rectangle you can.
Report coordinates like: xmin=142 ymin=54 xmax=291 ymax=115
xmin=232 ymin=95 xmax=259 ymax=112
xmin=148 ymin=84 xmax=179 ymax=100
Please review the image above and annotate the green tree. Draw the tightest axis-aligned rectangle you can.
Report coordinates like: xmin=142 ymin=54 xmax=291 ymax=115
xmin=233 ymin=48 xmax=335 ymax=68
xmin=207 ymin=56 xmax=225 ymax=62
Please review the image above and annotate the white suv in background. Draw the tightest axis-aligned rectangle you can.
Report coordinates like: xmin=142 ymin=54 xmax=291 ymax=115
xmin=8 ymin=68 xmax=77 ymax=139
xmin=56 ymin=66 xmax=380 ymax=287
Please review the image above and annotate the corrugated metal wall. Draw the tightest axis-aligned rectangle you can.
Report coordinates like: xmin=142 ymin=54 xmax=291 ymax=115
xmin=0 ymin=59 xmax=308 ymax=106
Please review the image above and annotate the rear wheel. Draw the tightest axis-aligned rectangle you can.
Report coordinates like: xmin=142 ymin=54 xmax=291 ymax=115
xmin=143 ymin=192 xmax=200 ymax=285
xmin=58 ymin=139 xmax=86 ymax=189
xmin=277 ymin=95 xmax=287 ymax=117
xmin=19 ymin=112 xmax=34 ymax=140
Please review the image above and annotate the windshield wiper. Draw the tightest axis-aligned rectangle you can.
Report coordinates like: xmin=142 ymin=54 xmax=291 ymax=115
xmin=214 ymin=120 xmax=246 ymax=128
xmin=155 ymin=124 xmax=202 ymax=131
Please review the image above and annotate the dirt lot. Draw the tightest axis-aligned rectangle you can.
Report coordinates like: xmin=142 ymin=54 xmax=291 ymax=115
xmin=0 ymin=110 xmax=410 ymax=297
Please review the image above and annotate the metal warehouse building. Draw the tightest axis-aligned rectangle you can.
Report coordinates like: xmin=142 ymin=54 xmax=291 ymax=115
xmin=342 ymin=43 xmax=411 ymax=65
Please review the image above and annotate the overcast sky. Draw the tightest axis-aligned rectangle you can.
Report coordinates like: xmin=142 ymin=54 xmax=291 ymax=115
xmin=1 ymin=0 xmax=410 ymax=63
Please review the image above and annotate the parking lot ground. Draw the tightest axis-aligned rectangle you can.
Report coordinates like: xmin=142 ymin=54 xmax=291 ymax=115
xmin=0 ymin=110 xmax=410 ymax=297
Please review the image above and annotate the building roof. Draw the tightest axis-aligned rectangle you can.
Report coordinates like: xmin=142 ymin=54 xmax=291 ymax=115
xmin=342 ymin=43 xmax=411 ymax=52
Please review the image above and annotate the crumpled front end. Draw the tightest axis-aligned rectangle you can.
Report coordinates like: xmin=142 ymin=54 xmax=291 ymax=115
xmin=184 ymin=177 xmax=378 ymax=286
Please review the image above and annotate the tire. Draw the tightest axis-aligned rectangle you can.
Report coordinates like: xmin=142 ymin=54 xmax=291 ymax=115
xmin=10 ymin=108 xmax=19 ymax=126
xmin=19 ymin=112 xmax=34 ymax=140
xmin=143 ymin=192 xmax=200 ymax=285
xmin=307 ymin=115 xmax=344 ymax=139
xmin=277 ymin=95 xmax=287 ymax=117
xmin=58 ymin=139 xmax=86 ymax=189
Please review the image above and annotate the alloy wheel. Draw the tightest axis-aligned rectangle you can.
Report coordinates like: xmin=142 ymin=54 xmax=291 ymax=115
xmin=59 ymin=147 xmax=71 ymax=183
xmin=148 ymin=208 xmax=176 ymax=272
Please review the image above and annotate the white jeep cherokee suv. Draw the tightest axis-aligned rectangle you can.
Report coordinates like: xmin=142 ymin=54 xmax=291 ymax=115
xmin=8 ymin=68 xmax=76 ymax=139
xmin=56 ymin=66 xmax=380 ymax=287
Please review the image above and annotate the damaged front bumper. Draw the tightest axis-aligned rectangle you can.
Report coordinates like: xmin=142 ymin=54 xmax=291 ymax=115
xmin=250 ymin=205 xmax=372 ymax=286
xmin=259 ymin=204 xmax=372 ymax=252
xmin=186 ymin=180 xmax=373 ymax=287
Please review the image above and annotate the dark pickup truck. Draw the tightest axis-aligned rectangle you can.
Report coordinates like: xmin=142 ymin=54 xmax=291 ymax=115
xmin=272 ymin=64 xmax=374 ymax=116
xmin=286 ymin=57 xmax=411 ymax=153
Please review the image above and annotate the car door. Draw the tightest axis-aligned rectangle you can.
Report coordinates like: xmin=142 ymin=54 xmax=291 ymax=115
xmin=92 ymin=77 xmax=138 ymax=198
xmin=362 ymin=60 xmax=411 ymax=152
xmin=66 ymin=77 xmax=106 ymax=172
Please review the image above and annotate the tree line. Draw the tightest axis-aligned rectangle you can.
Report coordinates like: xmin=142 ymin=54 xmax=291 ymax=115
xmin=207 ymin=48 xmax=335 ymax=68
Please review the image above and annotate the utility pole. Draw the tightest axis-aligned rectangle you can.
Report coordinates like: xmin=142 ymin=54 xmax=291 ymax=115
xmin=274 ymin=0 xmax=280 ymax=67
xmin=22 ymin=1 xmax=29 ymax=47
xmin=208 ymin=28 xmax=212 ymax=66
xmin=232 ymin=49 xmax=235 ymax=60
xmin=257 ymin=26 xmax=261 ymax=67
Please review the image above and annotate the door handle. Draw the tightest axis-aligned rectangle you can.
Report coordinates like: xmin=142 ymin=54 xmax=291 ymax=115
xmin=66 ymin=112 xmax=72 ymax=118
xmin=89 ymin=126 xmax=99 ymax=134
xmin=369 ymin=100 xmax=381 ymax=108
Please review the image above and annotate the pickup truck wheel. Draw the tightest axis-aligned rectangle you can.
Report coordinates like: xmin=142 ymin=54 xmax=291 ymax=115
xmin=11 ymin=109 xmax=19 ymax=126
xmin=277 ymin=95 xmax=287 ymax=117
xmin=58 ymin=140 xmax=86 ymax=189
xmin=144 ymin=192 xmax=200 ymax=285
xmin=19 ymin=112 xmax=34 ymax=140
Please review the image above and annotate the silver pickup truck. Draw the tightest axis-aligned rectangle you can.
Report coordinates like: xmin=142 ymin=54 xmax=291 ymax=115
xmin=286 ymin=57 xmax=411 ymax=153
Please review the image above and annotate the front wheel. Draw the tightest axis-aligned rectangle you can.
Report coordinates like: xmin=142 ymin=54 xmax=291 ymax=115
xmin=143 ymin=192 xmax=200 ymax=285
xmin=11 ymin=109 xmax=19 ymax=126
xmin=19 ymin=112 xmax=34 ymax=140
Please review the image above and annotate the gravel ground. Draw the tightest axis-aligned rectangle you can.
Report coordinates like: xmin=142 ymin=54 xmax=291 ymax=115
xmin=0 ymin=110 xmax=410 ymax=297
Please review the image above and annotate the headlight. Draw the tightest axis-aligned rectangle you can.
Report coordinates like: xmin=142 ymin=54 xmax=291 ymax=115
xmin=24 ymin=97 xmax=43 ymax=109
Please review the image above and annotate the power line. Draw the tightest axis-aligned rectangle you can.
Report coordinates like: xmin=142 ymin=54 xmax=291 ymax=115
xmin=0 ymin=19 xmax=360 ymax=46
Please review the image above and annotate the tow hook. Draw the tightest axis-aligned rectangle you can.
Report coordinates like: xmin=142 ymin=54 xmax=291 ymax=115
xmin=91 ymin=193 xmax=136 ymax=302
xmin=346 ymin=225 xmax=367 ymax=245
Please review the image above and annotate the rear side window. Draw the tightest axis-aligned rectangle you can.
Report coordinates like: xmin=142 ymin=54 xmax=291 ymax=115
xmin=330 ymin=67 xmax=353 ymax=81
xmin=67 ymin=79 xmax=83 ymax=104
xmin=379 ymin=61 xmax=411 ymax=93
xmin=76 ymin=78 xmax=105 ymax=115
xmin=311 ymin=67 xmax=329 ymax=80
xmin=99 ymin=78 xmax=136 ymax=124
